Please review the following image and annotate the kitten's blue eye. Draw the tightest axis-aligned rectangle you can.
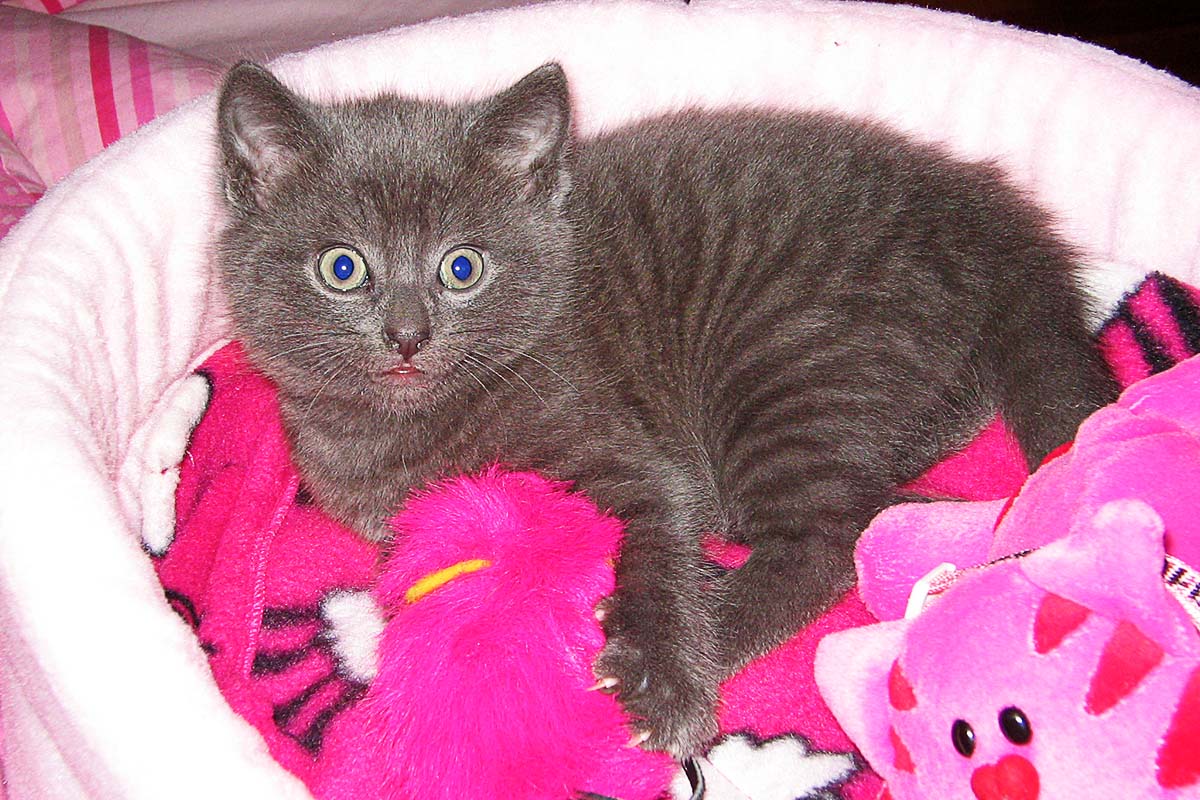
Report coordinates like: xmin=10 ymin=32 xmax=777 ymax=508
xmin=439 ymin=246 xmax=485 ymax=291
xmin=451 ymin=255 xmax=473 ymax=282
xmin=318 ymin=245 xmax=368 ymax=292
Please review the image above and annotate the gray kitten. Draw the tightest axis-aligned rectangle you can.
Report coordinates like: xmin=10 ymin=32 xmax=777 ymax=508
xmin=214 ymin=62 xmax=1115 ymax=756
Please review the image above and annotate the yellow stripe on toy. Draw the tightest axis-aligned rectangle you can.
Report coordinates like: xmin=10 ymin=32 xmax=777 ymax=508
xmin=405 ymin=559 xmax=492 ymax=604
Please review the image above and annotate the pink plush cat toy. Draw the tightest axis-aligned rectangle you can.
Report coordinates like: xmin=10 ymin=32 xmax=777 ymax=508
xmin=815 ymin=354 xmax=1200 ymax=799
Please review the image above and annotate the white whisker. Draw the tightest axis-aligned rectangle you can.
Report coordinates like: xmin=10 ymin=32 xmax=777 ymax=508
xmin=467 ymin=350 xmax=546 ymax=406
xmin=482 ymin=342 xmax=581 ymax=396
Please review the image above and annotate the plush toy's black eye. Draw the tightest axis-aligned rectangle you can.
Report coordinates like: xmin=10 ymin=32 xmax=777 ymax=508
xmin=951 ymin=719 xmax=976 ymax=757
xmin=999 ymin=707 xmax=1032 ymax=745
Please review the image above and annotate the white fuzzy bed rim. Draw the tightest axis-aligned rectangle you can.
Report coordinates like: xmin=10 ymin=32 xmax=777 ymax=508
xmin=0 ymin=1 xmax=1198 ymax=798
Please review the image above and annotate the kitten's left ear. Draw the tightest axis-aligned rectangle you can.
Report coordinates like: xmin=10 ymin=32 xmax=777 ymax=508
xmin=469 ymin=63 xmax=572 ymax=206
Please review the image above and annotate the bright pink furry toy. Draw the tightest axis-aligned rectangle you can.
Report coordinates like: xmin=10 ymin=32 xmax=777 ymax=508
xmin=363 ymin=467 xmax=675 ymax=800
xmin=815 ymin=354 xmax=1200 ymax=799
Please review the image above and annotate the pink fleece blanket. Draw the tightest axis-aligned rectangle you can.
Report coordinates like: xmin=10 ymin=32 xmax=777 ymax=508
xmin=159 ymin=343 xmax=875 ymax=800
xmin=2 ymin=2 xmax=1200 ymax=799
xmin=153 ymin=273 xmax=1200 ymax=800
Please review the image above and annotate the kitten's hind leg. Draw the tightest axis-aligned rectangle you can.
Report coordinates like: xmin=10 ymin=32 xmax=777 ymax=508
xmin=710 ymin=413 xmax=898 ymax=672
xmin=998 ymin=348 xmax=1116 ymax=469
xmin=990 ymin=287 xmax=1117 ymax=468
xmin=714 ymin=535 xmax=858 ymax=672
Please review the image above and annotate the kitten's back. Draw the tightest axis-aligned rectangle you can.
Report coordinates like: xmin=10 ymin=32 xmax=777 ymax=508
xmin=567 ymin=110 xmax=1113 ymax=484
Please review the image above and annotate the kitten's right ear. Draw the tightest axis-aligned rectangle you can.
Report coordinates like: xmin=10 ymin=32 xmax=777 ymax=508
xmin=217 ymin=61 xmax=319 ymax=214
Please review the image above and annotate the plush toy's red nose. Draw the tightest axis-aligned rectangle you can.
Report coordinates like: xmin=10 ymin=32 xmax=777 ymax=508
xmin=970 ymin=754 xmax=1039 ymax=800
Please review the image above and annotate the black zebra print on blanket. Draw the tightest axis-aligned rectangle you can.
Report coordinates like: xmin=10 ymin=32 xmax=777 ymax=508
xmin=1099 ymin=272 xmax=1200 ymax=386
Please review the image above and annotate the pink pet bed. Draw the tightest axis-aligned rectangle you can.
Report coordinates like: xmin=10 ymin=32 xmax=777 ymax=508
xmin=1 ymin=1 xmax=1199 ymax=798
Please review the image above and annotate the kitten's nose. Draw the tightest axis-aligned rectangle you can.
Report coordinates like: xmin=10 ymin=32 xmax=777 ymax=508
xmin=384 ymin=324 xmax=430 ymax=362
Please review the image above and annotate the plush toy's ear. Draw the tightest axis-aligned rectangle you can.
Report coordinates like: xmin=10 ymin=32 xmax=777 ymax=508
xmin=468 ymin=63 xmax=572 ymax=206
xmin=855 ymin=499 xmax=1004 ymax=621
xmin=1119 ymin=353 xmax=1200 ymax=436
xmin=1022 ymin=498 xmax=1195 ymax=654
xmin=814 ymin=620 xmax=909 ymax=780
xmin=217 ymin=61 xmax=320 ymax=214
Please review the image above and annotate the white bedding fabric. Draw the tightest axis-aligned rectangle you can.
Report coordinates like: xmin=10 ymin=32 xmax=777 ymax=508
xmin=0 ymin=1 xmax=1198 ymax=797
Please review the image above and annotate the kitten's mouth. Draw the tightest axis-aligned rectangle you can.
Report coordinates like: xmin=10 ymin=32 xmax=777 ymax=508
xmin=377 ymin=363 xmax=426 ymax=382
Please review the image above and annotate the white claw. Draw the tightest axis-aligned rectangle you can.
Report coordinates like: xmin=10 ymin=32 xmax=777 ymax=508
xmin=626 ymin=729 xmax=653 ymax=749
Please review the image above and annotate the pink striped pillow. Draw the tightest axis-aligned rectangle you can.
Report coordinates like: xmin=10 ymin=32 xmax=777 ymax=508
xmin=0 ymin=130 xmax=43 ymax=238
xmin=0 ymin=7 xmax=217 ymax=197
xmin=1 ymin=0 xmax=87 ymax=13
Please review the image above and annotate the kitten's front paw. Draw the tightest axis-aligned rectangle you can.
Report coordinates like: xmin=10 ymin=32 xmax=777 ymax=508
xmin=592 ymin=595 xmax=720 ymax=757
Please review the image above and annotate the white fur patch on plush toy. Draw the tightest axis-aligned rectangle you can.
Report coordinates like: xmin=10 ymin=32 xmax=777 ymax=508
xmin=138 ymin=373 xmax=212 ymax=555
xmin=320 ymin=590 xmax=384 ymax=684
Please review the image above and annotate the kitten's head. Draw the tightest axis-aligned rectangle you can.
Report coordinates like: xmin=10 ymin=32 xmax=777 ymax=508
xmin=214 ymin=62 xmax=575 ymax=418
